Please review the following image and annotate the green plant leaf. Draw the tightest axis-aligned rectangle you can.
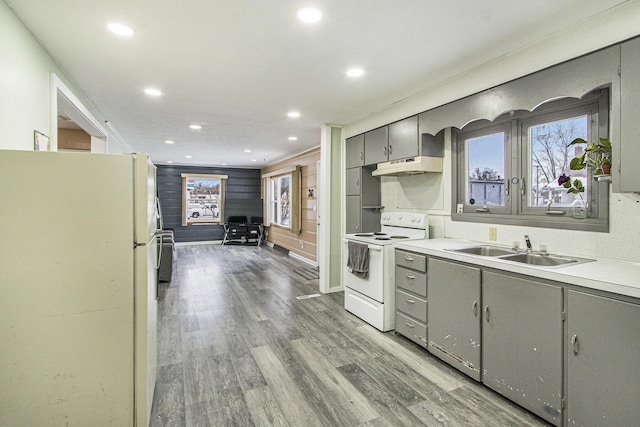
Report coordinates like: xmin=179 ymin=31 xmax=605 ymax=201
xmin=598 ymin=137 xmax=612 ymax=151
xmin=570 ymin=156 xmax=586 ymax=170
xmin=568 ymin=137 xmax=588 ymax=147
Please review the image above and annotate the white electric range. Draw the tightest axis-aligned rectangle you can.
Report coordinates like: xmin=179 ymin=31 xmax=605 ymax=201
xmin=343 ymin=212 xmax=429 ymax=331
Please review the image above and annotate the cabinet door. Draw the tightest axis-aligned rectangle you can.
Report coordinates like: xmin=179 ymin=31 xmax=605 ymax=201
xmin=427 ymin=258 xmax=481 ymax=380
xmin=620 ymin=37 xmax=640 ymax=192
xmin=345 ymin=195 xmax=361 ymax=233
xmin=345 ymin=168 xmax=361 ymax=196
xmin=364 ymin=126 xmax=389 ymax=165
xmin=567 ymin=291 xmax=640 ymax=426
xmin=482 ymin=271 xmax=563 ymax=427
xmin=388 ymin=116 xmax=418 ymax=161
xmin=345 ymin=134 xmax=365 ymax=169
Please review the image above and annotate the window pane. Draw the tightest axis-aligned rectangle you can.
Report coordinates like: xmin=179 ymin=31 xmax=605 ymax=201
xmin=465 ymin=132 xmax=506 ymax=207
xmin=528 ymin=115 xmax=588 ymax=208
xmin=186 ymin=178 xmax=221 ymax=222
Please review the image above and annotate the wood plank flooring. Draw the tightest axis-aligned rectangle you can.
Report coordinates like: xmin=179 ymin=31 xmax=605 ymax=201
xmin=151 ymin=244 xmax=551 ymax=426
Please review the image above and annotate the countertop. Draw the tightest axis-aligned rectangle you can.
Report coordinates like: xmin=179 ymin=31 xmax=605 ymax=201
xmin=395 ymin=238 xmax=640 ymax=300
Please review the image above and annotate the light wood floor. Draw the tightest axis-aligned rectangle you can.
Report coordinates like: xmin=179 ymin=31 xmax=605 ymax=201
xmin=151 ymin=244 xmax=551 ymax=426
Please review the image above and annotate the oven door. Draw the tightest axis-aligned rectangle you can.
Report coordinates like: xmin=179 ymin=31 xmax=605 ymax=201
xmin=342 ymin=240 xmax=388 ymax=303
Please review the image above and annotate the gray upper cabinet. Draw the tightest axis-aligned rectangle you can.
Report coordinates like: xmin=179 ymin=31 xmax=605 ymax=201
xmin=427 ymin=258 xmax=482 ymax=380
xmin=620 ymin=37 xmax=640 ymax=192
xmin=364 ymin=126 xmax=389 ymax=166
xmin=345 ymin=167 xmax=361 ymax=196
xmin=345 ymin=134 xmax=365 ymax=169
xmin=482 ymin=271 xmax=563 ymax=427
xmin=388 ymin=116 xmax=418 ymax=161
xmin=567 ymin=291 xmax=640 ymax=426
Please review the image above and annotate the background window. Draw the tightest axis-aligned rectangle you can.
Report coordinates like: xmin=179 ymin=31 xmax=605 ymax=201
xmin=270 ymin=174 xmax=291 ymax=228
xmin=181 ymin=173 xmax=227 ymax=225
xmin=465 ymin=132 xmax=506 ymax=207
xmin=528 ymin=115 xmax=588 ymax=208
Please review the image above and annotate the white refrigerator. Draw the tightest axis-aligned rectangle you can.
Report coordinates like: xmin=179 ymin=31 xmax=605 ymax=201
xmin=0 ymin=150 xmax=161 ymax=426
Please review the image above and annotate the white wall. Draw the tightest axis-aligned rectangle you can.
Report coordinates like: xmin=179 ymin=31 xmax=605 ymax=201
xmin=350 ymin=2 xmax=640 ymax=263
xmin=0 ymin=1 xmax=115 ymax=153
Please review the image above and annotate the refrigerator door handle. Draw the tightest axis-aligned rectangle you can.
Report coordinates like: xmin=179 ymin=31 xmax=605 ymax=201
xmin=155 ymin=232 xmax=163 ymax=270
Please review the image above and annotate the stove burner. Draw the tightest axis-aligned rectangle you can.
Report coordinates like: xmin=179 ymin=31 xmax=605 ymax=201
xmin=375 ymin=237 xmax=392 ymax=240
xmin=373 ymin=232 xmax=387 ymax=235
xmin=390 ymin=236 xmax=409 ymax=239
xmin=355 ymin=233 xmax=374 ymax=237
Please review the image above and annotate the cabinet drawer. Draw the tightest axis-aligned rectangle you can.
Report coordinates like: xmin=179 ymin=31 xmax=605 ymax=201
xmin=395 ymin=250 xmax=426 ymax=272
xmin=396 ymin=289 xmax=427 ymax=322
xmin=396 ymin=311 xmax=427 ymax=348
xmin=395 ymin=266 xmax=427 ymax=297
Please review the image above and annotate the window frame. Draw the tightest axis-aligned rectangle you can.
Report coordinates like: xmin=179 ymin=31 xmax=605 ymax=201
xmin=269 ymin=173 xmax=292 ymax=229
xmin=452 ymin=89 xmax=610 ymax=232
xmin=180 ymin=173 xmax=227 ymax=226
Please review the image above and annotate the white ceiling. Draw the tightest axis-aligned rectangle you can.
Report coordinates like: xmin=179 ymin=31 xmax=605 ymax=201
xmin=6 ymin=0 xmax=631 ymax=167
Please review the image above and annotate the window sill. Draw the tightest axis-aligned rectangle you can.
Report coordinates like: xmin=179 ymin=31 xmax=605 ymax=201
xmin=451 ymin=212 xmax=608 ymax=233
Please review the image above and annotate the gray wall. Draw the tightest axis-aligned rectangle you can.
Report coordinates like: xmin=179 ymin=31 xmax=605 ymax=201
xmin=157 ymin=165 xmax=263 ymax=242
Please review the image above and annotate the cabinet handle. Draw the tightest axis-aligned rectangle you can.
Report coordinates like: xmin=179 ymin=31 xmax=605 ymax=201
xmin=406 ymin=273 xmax=415 ymax=280
xmin=355 ymin=177 xmax=360 ymax=186
xmin=404 ymin=255 xmax=414 ymax=262
xmin=383 ymin=146 xmax=388 ymax=156
xmin=406 ymin=299 xmax=415 ymax=304
xmin=506 ymin=180 xmax=510 ymax=196
xmin=360 ymin=151 xmax=363 ymax=160
xmin=484 ymin=305 xmax=490 ymax=322
xmin=472 ymin=301 xmax=478 ymax=316
xmin=389 ymin=145 xmax=393 ymax=155
xmin=571 ymin=334 xmax=579 ymax=355
xmin=521 ymin=177 xmax=526 ymax=196
xmin=405 ymin=322 xmax=415 ymax=328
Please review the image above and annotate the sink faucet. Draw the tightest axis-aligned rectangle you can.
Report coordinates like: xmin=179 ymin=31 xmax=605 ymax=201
xmin=524 ymin=235 xmax=532 ymax=252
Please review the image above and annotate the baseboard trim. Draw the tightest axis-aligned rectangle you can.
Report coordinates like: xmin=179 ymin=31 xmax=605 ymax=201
xmin=289 ymin=251 xmax=317 ymax=267
xmin=175 ymin=240 xmax=222 ymax=246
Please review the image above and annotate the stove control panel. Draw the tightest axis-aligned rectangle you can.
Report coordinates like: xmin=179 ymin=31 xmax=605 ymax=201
xmin=381 ymin=212 xmax=428 ymax=229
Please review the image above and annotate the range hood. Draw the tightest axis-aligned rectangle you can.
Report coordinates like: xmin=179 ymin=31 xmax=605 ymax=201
xmin=372 ymin=156 xmax=443 ymax=176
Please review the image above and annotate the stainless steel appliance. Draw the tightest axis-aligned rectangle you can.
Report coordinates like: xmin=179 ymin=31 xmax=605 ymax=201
xmin=343 ymin=212 xmax=429 ymax=331
xmin=0 ymin=151 xmax=161 ymax=426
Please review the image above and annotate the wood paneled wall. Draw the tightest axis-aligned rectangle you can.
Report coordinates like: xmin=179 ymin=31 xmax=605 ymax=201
xmin=262 ymin=147 xmax=320 ymax=263
xmin=157 ymin=164 xmax=262 ymax=242
xmin=58 ymin=128 xmax=91 ymax=151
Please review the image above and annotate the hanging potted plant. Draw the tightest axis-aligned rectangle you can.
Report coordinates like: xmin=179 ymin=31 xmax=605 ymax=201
xmin=558 ymin=137 xmax=612 ymax=219
xmin=567 ymin=137 xmax=612 ymax=176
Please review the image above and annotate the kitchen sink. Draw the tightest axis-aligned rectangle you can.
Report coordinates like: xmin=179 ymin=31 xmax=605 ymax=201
xmin=446 ymin=245 xmax=518 ymax=257
xmin=499 ymin=253 xmax=595 ymax=268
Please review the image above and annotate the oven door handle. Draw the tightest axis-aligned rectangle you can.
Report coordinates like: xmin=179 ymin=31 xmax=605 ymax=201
xmin=342 ymin=240 xmax=383 ymax=251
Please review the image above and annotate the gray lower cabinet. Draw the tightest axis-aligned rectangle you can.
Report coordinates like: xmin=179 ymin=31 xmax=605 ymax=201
xmin=427 ymin=258 xmax=482 ymax=380
xmin=482 ymin=271 xmax=563 ymax=427
xmin=566 ymin=290 xmax=640 ymax=426
xmin=394 ymin=250 xmax=428 ymax=348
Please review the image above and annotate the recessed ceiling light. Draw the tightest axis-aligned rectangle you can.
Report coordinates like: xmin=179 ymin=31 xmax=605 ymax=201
xmin=221 ymin=163 xmax=227 ymax=166
xmin=165 ymin=140 xmax=174 ymax=144
xmin=287 ymin=111 xmax=301 ymax=118
xmin=144 ymin=88 xmax=162 ymax=96
xmin=166 ymin=160 xmax=173 ymax=164
xmin=251 ymin=159 xmax=257 ymax=162
xmin=189 ymin=124 xmax=201 ymax=130
xmin=108 ymin=23 xmax=135 ymax=37
xmin=346 ymin=68 xmax=364 ymax=77
xmin=244 ymin=149 xmax=251 ymax=153
xmin=297 ymin=8 xmax=322 ymax=23
xmin=185 ymin=155 xmax=192 ymax=159
xmin=288 ymin=136 xmax=298 ymax=141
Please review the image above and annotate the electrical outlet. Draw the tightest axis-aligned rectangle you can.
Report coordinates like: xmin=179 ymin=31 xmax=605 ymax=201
xmin=456 ymin=203 xmax=464 ymax=214
xmin=489 ymin=227 xmax=497 ymax=241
